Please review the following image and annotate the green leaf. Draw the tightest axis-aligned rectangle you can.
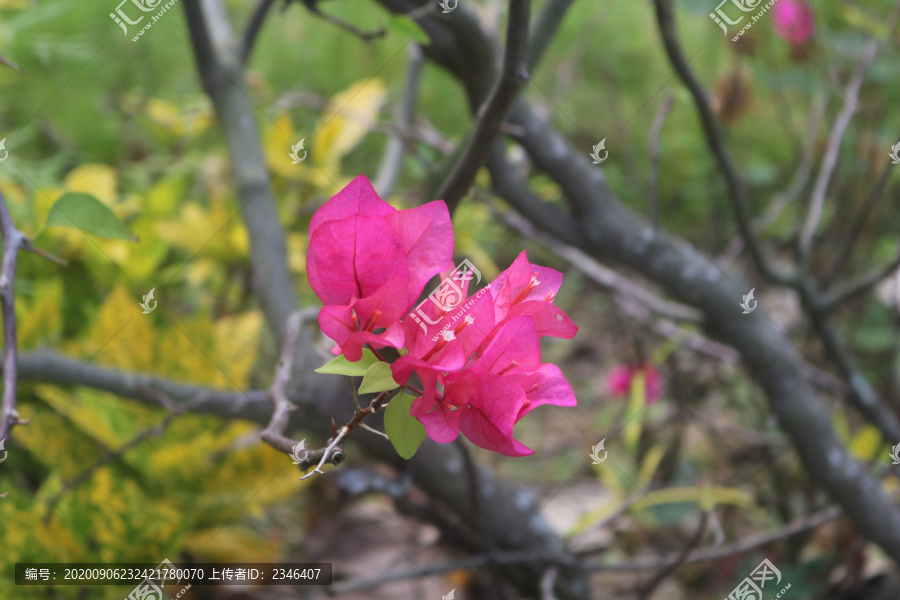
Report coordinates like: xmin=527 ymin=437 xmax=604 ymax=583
xmin=358 ymin=362 xmax=400 ymax=394
xmin=384 ymin=390 xmax=426 ymax=459
xmin=45 ymin=192 xmax=135 ymax=241
xmin=388 ymin=15 xmax=430 ymax=44
xmin=314 ymin=349 xmax=379 ymax=376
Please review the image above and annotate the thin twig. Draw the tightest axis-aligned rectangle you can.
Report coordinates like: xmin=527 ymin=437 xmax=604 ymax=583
xmin=260 ymin=311 xmax=305 ymax=454
xmin=648 ymin=94 xmax=673 ymax=230
xmin=822 ymin=249 xmax=900 ymax=312
xmin=375 ymin=44 xmax=424 ymax=198
xmin=539 ymin=566 xmax=559 ymax=600
xmin=294 ymin=0 xmax=386 ymax=41
xmin=582 ymin=506 xmax=841 ymax=571
xmin=822 ymin=166 xmax=892 ymax=290
xmin=799 ymin=39 xmax=881 ymax=251
xmin=652 ymin=0 xmax=790 ymax=284
xmin=43 ymin=395 xmax=193 ymax=521
xmin=240 ymin=0 xmax=277 ymax=64
xmin=435 ymin=0 xmax=532 ymax=215
xmin=638 ymin=511 xmax=708 ymax=599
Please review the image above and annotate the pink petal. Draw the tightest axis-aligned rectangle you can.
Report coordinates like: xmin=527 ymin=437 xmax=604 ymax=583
xmin=307 ymin=214 xmax=404 ymax=306
xmin=385 ymin=200 xmax=455 ymax=307
xmin=309 ymin=174 xmax=395 ymax=237
xmin=506 ymin=301 xmax=577 ymax=339
xmin=511 ymin=363 xmax=578 ymax=419
xmin=469 ymin=315 xmax=542 ymax=375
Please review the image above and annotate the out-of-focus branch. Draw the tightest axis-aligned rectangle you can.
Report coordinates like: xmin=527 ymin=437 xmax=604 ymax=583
xmin=43 ymin=391 xmax=193 ymax=521
xmin=583 ymin=506 xmax=840 ymax=571
xmin=526 ymin=0 xmax=575 ymax=72
xmin=799 ymin=39 xmax=880 ymax=251
xmin=648 ymin=95 xmax=673 ymax=230
xmin=434 ymin=0 xmax=531 ymax=215
xmin=822 ymin=250 xmax=900 ymax=312
xmin=183 ymin=0 xmax=297 ymax=342
xmin=652 ymin=0 xmax=790 ymax=285
xmin=498 ymin=209 xmax=701 ymax=323
xmin=240 ymin=0 xmax=277 ymax=64
xmin=293 ymin=0 xmax=387 ymax=41
xmin=375 ymin=44 xmax=424 ymax=197
xmin=822 ymin=166 xmax=891 ymax=289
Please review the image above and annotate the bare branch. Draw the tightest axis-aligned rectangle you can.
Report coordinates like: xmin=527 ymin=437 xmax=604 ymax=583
xmin=822 ymin=250 xmax=900 ymax=312
xmin=294 ymin=0 xmax=387 ymax=41
xmin=240 ymin=0 xmax=278 ymax=65
xmin=183 ymin=0 xmax=298 ymax=341
xmin=435 ymin=0 xmax=531 ymax=215
xmin=375 ymin=44 xmax=424 ymax=198
xmin=0 ymin=194 xmax=25 ymax=445
xmin=648 ymin=94 xmax=673 ymax=230
xmin=526 ymin=0 xmax=575 ymax=72
xmin=652 ymin=0 xmax=790 ymax=284
xmin=583 ymin=506 xmax=840 ymax=571
xmin=799 ymin=39 xmax=880 ymax=250
xmin=260 ymin=310 xmax=305 ymax=454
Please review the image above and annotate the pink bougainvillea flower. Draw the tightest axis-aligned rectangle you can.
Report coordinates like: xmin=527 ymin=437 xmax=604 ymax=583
xmin=772 ymin=0 xmax=815 ymax=45
xmin=606 ymin=364 xmax=662 ymax=402
xmin=307 ymin=176 xmax=579 ymax=456
xmin=409 ymin=316 xmax=577 ymax=456
xmin=306 ymin=175 xmax=454 ymax=359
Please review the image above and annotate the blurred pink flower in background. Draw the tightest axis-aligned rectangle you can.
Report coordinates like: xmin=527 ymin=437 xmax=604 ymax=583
xmin=772 ymin=0 xmax=815 ymax=45
xmin=606 ymin=364 xmax=662 ymax=402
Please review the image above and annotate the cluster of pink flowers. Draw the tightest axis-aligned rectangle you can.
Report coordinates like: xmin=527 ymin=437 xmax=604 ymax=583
xmin=307 ymin=175 xmax=578 ymax=456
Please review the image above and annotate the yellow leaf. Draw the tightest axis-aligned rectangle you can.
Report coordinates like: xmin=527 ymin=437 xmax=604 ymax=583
xmin=631 ymin=485 xmax=754 ymax=512
xmin=287 ymin=232 xmax=308 ymax=274
xmin=213 ymin=311 xmax=263 ymax=386
xmin=313 ymin=78 xmax=386 ymax=178
xmin=635 ymin=444 xmax=667 ymax=489
xmin=146 ymin=98 xmax=184 ymax=136
xmin=264 ymin=113 xmax=296 ymax=172
xmin=17 ymin=278 xmax=63 ymax=349
xmin=83 ymin=283 xmax=156 ymax=372
xmin=849 ymin=425 xmax=883 ymax=462
xmin=64 ymin=164 xmax=118 ymax=206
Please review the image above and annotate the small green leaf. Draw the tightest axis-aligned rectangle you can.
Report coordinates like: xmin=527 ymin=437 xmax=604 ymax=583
xmin=359 ymin=362 xmax=400 ymax=394
xmin=45 ymin=192 xmax=135 ymax=241
xmin=314 ymin=349 xmax=379 ymax=376
xmin=384 ymin=390 xmax=426 ymax=459
xmin=388 ymin=15 xmax=430 ymax=44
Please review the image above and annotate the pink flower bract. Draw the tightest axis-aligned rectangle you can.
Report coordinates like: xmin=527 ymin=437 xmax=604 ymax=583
xmin=606 ymin=364 xmax=662 ymax=402
xmin=307 ymin=177 xmax=579 ymax=457
xmin=772 ymin=0 xmax=815 ymax=45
